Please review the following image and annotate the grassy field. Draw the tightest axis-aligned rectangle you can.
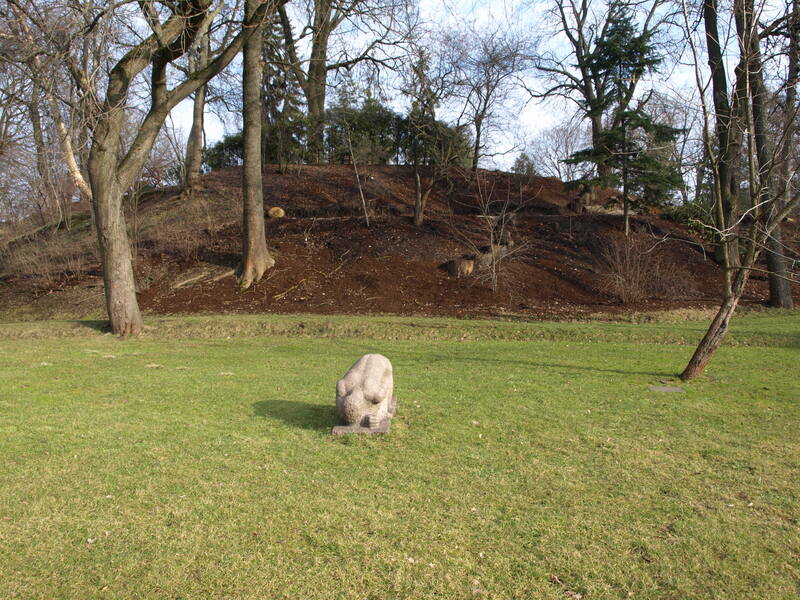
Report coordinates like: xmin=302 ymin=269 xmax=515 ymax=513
xmin=0 ymin=313 xmax=797 ymax=599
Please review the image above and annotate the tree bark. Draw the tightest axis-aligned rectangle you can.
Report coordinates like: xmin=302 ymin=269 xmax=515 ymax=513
xmin=680 ymin=291 xmax=740 ymax=380
xmin=185 ymin=85 xmax=207 ymax=189
xmin=766 ymin=229 xmax=793 ymax=307
xmin=306 ymin=23 xmax=331 ymax=163
xmin=89 ymin=129 xmax=143 ymax=336
xmin=704 ymin=0 xmax=740 ymax=275
xmin=767 ymin=0 xmax=798 ymax=308
xmin=185 ymin=34 xmax=210 ymax=190
xmin=29 ymin=90 xmax=53 ymax=225
xmin=590 ymin=114 xmax=610 ymax=179
xmin=413 ymin=168 xmax=433 ymax=227
xmin=738 ymin=0 xmax=793 ymax=309
xmin=239 ymin=0 xmax=275 ymax=290
xmin=471 ymin=117 xmax=483 ymax=173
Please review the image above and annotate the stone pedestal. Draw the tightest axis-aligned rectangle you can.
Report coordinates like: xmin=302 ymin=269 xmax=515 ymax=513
xmin=332 ymin=396 xmax=397 ymax=435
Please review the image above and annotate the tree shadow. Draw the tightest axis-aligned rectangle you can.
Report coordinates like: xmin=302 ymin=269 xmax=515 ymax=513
xmin=327 ymin=340 xmax=674 ymax=378
xmin=69 ymin=320 xmax=112 ymax=333
xmin=200 ymin=249 xmax=240 ymax=269
xmin=437 ymin=354 xmax=675 ymax=378
xmin=253 ymin=399 xmax=335 ymax=432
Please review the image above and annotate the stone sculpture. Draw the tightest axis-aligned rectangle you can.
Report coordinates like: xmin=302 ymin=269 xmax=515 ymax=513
xmin=333 ymin=354 xmax=397 ymax=434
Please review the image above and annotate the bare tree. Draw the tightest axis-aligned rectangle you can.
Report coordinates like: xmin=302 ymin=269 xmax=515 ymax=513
xmin=532 ymin=0 xmax=676 ymax=177
xmin=4 ymin=0 xmax=287 ymax=335
xmin=678 ymin=0 xmax=799 ymax=380
xmin=447 ymin=25 xmax=532 ymax=172
xmin=400 ymin=38 xmax=469 ymax=226
xmin=278 ymin=0 xmax=413 ymax=161
xmin=240 ymin=0 xmax=276 ymax=289
xmin=764 ymin=0 xmax=798 ymax=308
xmin=183 ymin=1 xmax=241 ymax=189
xmin=523 ymin=120 xmax=592 ymax=181
xmin=449 ymin=172 xmax=527 ymax=292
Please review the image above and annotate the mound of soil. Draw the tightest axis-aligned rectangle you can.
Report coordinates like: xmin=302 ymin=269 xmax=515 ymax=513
xmin=1 ymin=165 xmax=796 ymax=320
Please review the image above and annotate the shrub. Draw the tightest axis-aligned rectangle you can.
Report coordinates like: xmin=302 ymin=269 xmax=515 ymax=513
xmin=596 ymin=234 xmax=656 ymax=304
xmin=596 ymin=233 xmax=699 ymax=303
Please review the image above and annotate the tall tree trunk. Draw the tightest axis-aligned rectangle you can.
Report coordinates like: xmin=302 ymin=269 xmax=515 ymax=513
xmin=184 ymin=82 xmax=207 ymax=189
xmin=766 ymin=231 xmax=793 ymax=307
xmin=704 ymin=0 xmax=740 ymax=273
xmin=185 ymin=33 xmax=210 ymax=190
xmin=471 ymin=118 xmax=483 ymax=173
xmin=239 ymin=0 xmax=275 ymax=290
xmin=29 ymin=90 xmax=54 ymax=224
xmin=622 ymin=170 xmax=630 ymax=236
xmin=88 ymin=134 xmax=143 ymax=336
xmin=413 ymin=168 xmax=433 ymax=227
xmin=739 ymin=0 xmax=793 ymax=309
xmin=590 ymin=114 xmax=610 ymax=179
xmin=767 ymin=0 xmax=798 ymax=308
xmin=306 ymin=27 xmax=330 ymax=163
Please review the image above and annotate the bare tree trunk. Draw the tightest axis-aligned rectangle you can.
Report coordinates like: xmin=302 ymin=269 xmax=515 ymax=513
xmin=767 ymin=0 xmax=798 ymax=308
xmin=185 ymin=30 xmax=211 ymax=190
xmin=184 ymin=83 xmax=207 ymax=189
xmin=622 ymin=125 xmax=630 ymax=236
xmin=739 ymin=0 xmax=793 ymax=309
xmin=29 ymin=93 xmax=48 ymax=185
xmin=590 ymin=114 xmax=611 ymax=179
xmin=29 ymin=91 xmax=54 ymax=224
xmin=239 ymin=0 xmax=275 ymax=290
xmin=471 ymin=118 xmax=483 ymax=173
xmin=306 ymin=28 xmax=330 ymax=163
xmin=413 ymin=168 xmax=433 ymax=227
xmin=89 ymin=140 xmax=143 ymax=336
xmin=680 ymin=288 xmax=741 ymax=380
xmin=704 ymin=0 xmax=740 ymax=273
xmin=766 ymin=231 xmax=793 ymax=307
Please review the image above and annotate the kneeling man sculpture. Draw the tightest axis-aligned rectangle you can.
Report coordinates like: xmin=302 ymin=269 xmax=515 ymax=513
xmin=333 ymin=354 xmax=397 ymax=435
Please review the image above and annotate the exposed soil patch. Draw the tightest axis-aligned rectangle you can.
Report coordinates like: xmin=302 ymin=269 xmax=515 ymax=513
xmin=1 ymin=165 xmax=796 ymax=320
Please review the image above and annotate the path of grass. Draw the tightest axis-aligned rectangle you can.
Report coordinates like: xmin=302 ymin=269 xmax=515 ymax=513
xmin=0 ymin=313 xmax=798 ymax=599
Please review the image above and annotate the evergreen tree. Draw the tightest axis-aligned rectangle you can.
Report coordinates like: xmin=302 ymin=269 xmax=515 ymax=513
xmin=566 ymin=3 xmax=681 ymax=234
xmin=260 ymin=15 xmax=305 ymax=167
xmin=325 ymin=93 xmax=403 ymax=165
xmin=511 ymin=152 xmax=538 ymax=177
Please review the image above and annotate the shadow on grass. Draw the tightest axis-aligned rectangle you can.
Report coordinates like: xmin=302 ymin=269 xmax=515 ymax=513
xmin=330 ymin=340 xmax=675 ymax=378
xmin=70 ymin=320 xmax=112 ymax=333
xmin=253 ymin=400 xmax=334 ymax=432
xmin=458 ymin=357 xmax=676 ymax=378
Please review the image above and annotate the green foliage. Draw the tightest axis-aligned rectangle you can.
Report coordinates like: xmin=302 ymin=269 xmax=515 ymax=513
xmin=261 ymin=16 xmax=306 ymax=165
xmin=323 ymin=94 xmax=472 ymax=168
xmin=663 ymin=200 xmax=715 ymax=237
xmin=324 ymin=95 xmax=402 ymax=165
xmin=511 ymin=152 xmax=538 ymax=177
xmin=398 ymin=114 xmax=473 ymax=169
xmin=203 ymin=132 xmax=244 ymax=171
xmin=0 ymin=314 xmax=798 ymax=598
xmin=585 ymin=4 xmax=661 ymax=117
xmin=569 ymin=109 xmax=684 ymax=207
xmin=567 ymin=3 xmax=682 ymax=207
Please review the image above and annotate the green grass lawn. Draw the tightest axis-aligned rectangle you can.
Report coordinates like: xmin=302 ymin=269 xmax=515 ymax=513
xmin=0 ymin=313 xmax=797 ymax=599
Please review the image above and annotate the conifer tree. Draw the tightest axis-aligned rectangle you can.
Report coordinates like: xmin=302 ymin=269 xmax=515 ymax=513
xmin=261 ymin=15 xmax=305 ymax=168
xmin=566 ymin=3 xmax=682 ymax=233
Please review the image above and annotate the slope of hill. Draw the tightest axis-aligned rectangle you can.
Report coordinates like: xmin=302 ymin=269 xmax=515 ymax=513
xmin=0 ymin=165 xmax=794 ymax=321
